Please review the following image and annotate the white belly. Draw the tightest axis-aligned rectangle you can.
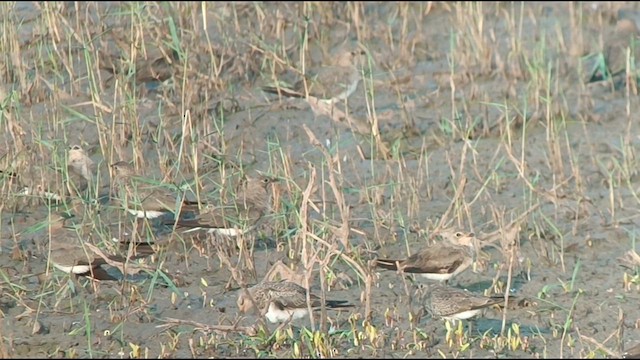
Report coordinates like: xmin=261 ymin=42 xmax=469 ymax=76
xmin=181 ymin=227 xmax=243 ymax=236
xmin=420 ymin=272 xmax=454 ymax=281
xmin=265 ymin=302 xmax=309 ymax=323
xmin=53 ymin=263 xmax=92 ymax=274
xmin=443 ymin=309 xmax=481 ymax=321
xmin=127 ymin=208 xmax=166 ymax=219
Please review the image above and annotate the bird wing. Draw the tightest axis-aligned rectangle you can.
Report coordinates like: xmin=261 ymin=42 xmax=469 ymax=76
xmin=401 ymin=246 xmax=467 ymax=274
xmin=265 ymin=280 xmax=318 ymax=309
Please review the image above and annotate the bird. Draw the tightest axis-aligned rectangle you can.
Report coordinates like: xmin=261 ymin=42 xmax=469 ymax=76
xmin=623 ymin=342 xmax=640 ymax=359
xmin=424 ymin=284 xmax=506 ymax=321
xmin=67 ymin=145 xmax=95 ymax=184
xmin=167 ymin=174 xmax=277 ymax=236
xmin=99 ymin=36 xmax=178 ymax=84
xmin=67 ymin=144 xmax=96 ymax=195
xmin=237 ymin=279 xmax=353 ymax=323
xmin=262 ymin=47 xmax=367 ymax=103
xmin=590 ymin=18 xmax=640 ymax=84
xmin=375 ymin=230 xmax=476 ymax=283
xmin=110 ymin=161 xmax=201 ymax=219
xmin=46 ymin=213 xmax=120 ymax=281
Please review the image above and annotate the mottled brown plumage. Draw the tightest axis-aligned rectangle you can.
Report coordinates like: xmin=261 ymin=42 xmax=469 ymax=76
xmin=375 ymin=231 xmax=476 ymax=282
xmin=425 ymin=284 xmax=505 ymax=321
xmin=46 ymin=214 xmax=118 ymax=281
xmin=111 ymin=161 xmax=200 ymax=219
xmin=262 ymin=48 xmax=367 ymax=102
xmin=169 ymin=174 xmax=276 ymax=236
xmin=67 ymin=145 xmax=95 ymax=183
xmin=624 ymin=343 xmax=640 ymax=359
xmin=605 ymin=19 xmax=640 ymax=78
xmin=237 ymin=279 xmax=352 ymax=323
xmin=99 ymin=45 xmax=178 ymax=83
xmin=67 ymin=144 xmax=96 ymax=195
xmin=590 ymin=18 xmax=640 ymax=84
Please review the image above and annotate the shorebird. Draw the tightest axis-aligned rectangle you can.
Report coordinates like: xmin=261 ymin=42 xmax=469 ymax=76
xmin=67 ymin=145 xmax=95 ymax=184
xmin=375 ymin=230 xmax=476 ymax=283
xmin=46 ymin=213 xmax=119 ymax=281
xmin=111 ymin=161 xmax=200 ymax=219
xmin=99 ymin=41 xmax=178 ymax=83
xmin=623 ymin=342 xmax=640 ymax=359
xmin=237 ymin=279 xmax=353 ymax=323
xmin=590 ymin=18 xmax=640 ymax=84
xmin=167 ymin=174 xmax=277 ymax=236
xmin=262 ymin=47 xmax=367 ymax=103
xmin=424 ymin=284 xmax=505 ymax=321
xmin=67 ymin=144 xmax=96 ymax=196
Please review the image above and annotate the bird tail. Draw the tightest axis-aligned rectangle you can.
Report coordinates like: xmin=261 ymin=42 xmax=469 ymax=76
xmin=165 ymin=218 xmax=207 ymax=230
xmin=181 ymin=198 xmax=206 ymax=212
xmin=116 ymin=241 xmax=157 ymax=258
xmin=375 ymin=258 xmax=402 ymax=271
xmin=487 ymin=294 xmax=522 ymax=309
xmin=325 ymin=300 xmax=354 ymax=309
xmin=182 ymin=198 xmax=206 ymax=206
xmin=262 ymin=86 xmax=305 ymax=98
xmin=80 ymin=266 xmax=120 ymax=281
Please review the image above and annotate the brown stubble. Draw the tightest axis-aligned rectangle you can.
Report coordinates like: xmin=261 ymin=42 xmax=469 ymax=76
xmin=297 ymin=126 xmax=372 ymax=326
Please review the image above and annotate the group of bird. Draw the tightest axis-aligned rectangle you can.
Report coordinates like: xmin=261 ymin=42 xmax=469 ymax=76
xmin=4 ymin=142 xmax=516 ymax=329
xmin=0 ymin=39 xmax=535 ymax=330
xmin=13 ymin=16 xmax=640 ymax=327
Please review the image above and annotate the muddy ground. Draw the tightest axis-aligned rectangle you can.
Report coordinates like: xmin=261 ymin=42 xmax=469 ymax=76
xmin=1 ymin=2 xmax=640 ymax=358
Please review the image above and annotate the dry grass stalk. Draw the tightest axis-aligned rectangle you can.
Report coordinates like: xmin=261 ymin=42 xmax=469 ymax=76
xmin=303 ymin=124 xmax=351 ymax=252
xmin=297 ymin=164 xmax=319 ymax=331
xmin=485 ymin=206 xmax=521 ymax=336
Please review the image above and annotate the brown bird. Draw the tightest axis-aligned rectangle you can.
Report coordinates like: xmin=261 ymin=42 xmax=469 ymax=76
xmin=262 ymin=47 xmax=367 ymax=102
xmin=99 ymin=42 xmax=178 ymax=83
xmin=67 ymin=144 xmax=96 ymax=195
xmin=624 ymin=342 xmax=640 ymax=359
xmin=590 ymin=18 xmax=640 ymax=83
xmin=111 ymin=161 xmax=200 ymax=219
xmin=424 ymin=284 xmax=506 ymax=321
xmin=167 ymin=174 xmax=277 ymax=236
xmin=375 ymin=230 xmax=476 ymax=283
xmin=46 ymin=213 xmax=120 ymax=281
xmin=67 ymin=145 xmax=95 ymax=184
xmin=237 ymin=279 xmax=353 ymax=323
